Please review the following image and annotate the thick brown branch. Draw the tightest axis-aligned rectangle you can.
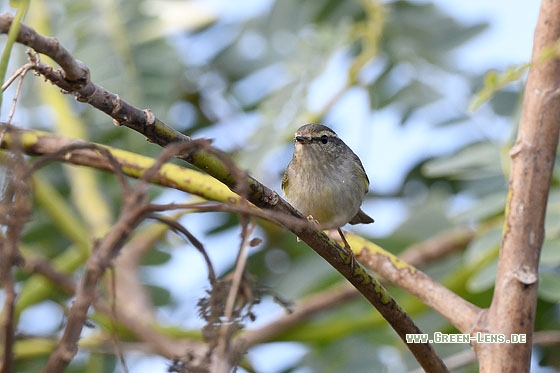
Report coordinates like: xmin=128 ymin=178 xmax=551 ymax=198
xmin=273 ymin=220 xmax=448 ymax=371
xmin=0 ymin=14 xmax=191 ymax=145
xmin=477 ymin=0 xmax=560 ymax=371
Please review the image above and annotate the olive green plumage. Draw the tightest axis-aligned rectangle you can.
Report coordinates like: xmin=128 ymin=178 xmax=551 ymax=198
xmin=283 ymin=123 xmax=374 ymax=229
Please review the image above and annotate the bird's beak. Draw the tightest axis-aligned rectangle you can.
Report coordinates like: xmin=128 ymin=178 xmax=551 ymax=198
xmin=295 ymin=136 xmax=310 ymax=144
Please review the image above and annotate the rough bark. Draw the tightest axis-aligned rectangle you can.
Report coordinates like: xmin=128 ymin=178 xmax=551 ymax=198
xmin=476 ymin=1 xmax=560 ymax=371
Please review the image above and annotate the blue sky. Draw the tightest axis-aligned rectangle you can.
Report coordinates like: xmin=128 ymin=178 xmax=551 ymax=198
xmin=434 ymin=0 xmax=538 ymax=69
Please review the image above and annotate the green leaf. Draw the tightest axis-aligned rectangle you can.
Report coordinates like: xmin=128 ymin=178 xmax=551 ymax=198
xmin=455 ymin=192 xmax=506 ymax=222
xmin=385 ymin=0 xmax=489 ymax=66
xmin=541 ymin=240 xmax=560 ymax=266
xmin=467 ymin=259 xmax=498 ymax=293
xmin=470 ymin=64 xmax=529 ymax=111
xmin=423 ymin=142 xmax=502 ymax=180
xmin=464 ymin=228 xmax=501 ymax=293
xmin=145 ymin=284 xmax=172 ymax=307
xmin=538 ymin=273 xmax=560 ymax=302
xmin=489 ymin=89 xmax=521 ymax=117
xmin=141 ymin=248 xmax=172 ymax=266
xmin=390 ymin=79 xmax=442 ymax=113
xmin=545 ymin=190 xmax=560 ymax=239
xmin=464 ymin=228 xmax=501 ymax=265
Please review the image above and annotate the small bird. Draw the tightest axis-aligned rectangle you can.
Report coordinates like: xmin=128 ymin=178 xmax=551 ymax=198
xmin=282 ymin=123 xmax=374 ymax=233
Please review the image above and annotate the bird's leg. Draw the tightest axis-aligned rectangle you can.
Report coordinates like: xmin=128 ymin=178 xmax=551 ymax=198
xmin=337 ymin=228 xmax=353 ymax=254
xmin=304 ymin=217 xmax=353 ymax=254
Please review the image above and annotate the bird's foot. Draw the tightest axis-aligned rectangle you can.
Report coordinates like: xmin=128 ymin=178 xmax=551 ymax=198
xmin=306 ymin=215 xmax=320 ymax=226
xmin=337 ymin=228 xmax=353 ymax=255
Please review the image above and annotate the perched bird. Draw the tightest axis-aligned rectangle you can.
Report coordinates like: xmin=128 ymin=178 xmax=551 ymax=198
xmin=282 ymin=123 xmax=374 ymax=231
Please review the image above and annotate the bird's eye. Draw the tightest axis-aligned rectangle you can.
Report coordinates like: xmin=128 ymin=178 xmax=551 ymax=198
xmin=320 ymin=135 xmax=328 ymax=144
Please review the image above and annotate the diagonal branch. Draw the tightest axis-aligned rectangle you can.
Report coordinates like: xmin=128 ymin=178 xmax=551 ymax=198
xmin=345 ymin=232 xmax=480 ymax=334
xmin=234 ymin=229 xmax=474 ymax=350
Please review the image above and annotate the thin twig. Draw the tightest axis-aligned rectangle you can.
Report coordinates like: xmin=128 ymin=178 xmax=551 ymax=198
xmin=28 ymin=142 xmax=131 ymax=195
xmin=43 ymin=151 xmax=165 ymax=370
xmin=0 ymin=61 xmax=32 ymax=146
xmin=109 ymin=268 xmax=129 ymax=373
xmin=5 ymin=62 xmax=33 ymax=125
xmin=214 ymin=221 xmax=257 ymax=372
xmin=43 ymin=200 xmax=150 ymax=371
xmin=1 ymin=62 xmax=33 ymax=91
xmin=147 ymin=213 xmax=217 ymax=284
xmin=43 ymin=139 xmax=222 ymax=371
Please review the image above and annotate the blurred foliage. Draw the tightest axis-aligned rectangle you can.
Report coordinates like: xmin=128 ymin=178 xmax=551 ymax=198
xmin=1 ymin=0 xmax=559 ymax=372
